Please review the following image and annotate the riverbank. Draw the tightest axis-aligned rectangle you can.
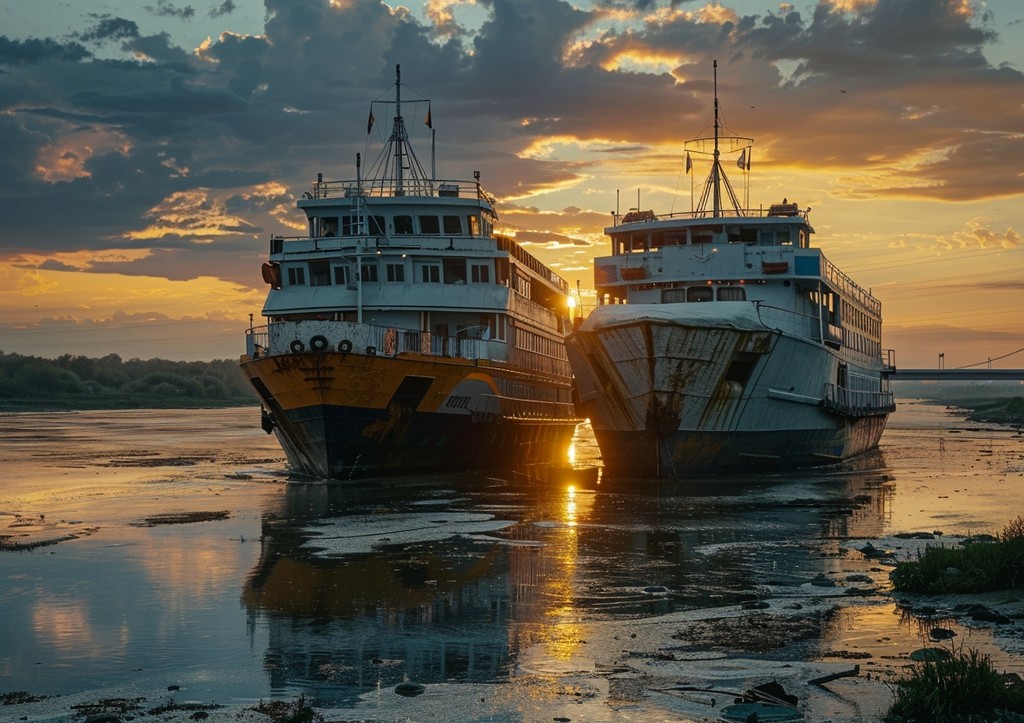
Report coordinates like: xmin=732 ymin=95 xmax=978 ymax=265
xmin=961 ymin=396 xmax=1024 ymax=428
xmin=3 ymin=405 xmax=1023 ymax=723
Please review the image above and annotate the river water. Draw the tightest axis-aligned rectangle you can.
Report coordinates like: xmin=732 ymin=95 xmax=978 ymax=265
xmin=1 ymin=401 xmax=1022 ymax=721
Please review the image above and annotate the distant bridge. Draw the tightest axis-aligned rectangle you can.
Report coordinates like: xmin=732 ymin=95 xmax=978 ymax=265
xmin=890 ymin=369 xmax=1024 ymax=381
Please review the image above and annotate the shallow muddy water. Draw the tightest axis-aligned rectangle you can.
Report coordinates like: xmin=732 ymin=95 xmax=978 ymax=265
xmin=1 ymin=401 xmax=1022 ymax=721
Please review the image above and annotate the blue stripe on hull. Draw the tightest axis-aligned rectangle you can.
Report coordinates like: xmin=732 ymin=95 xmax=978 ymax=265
xmin=277 ymin=404 xmax=577 ymax=479
xmin=595 ymin=414 xmax=889 ymax=478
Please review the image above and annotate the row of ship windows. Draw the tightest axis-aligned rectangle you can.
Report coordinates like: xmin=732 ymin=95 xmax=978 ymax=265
xmin=597 ymin=285 xmax=747 ymax=305
xmin=846 ymin=330 xmax=882 ymax=358
xmin=612 ymin=226 xmax=808 ymax=253
xmin=286 ymin=258 xmax=492 ymax=287
xmin=312 ymin=213 xmax=486 ymax=238
xmin=841 ymin=300 xmax=881 ymax=339
xmin=514 ymin=327 xmax=569 ymax=361
xmin=662 ymin=286 xmax=747 ymax=303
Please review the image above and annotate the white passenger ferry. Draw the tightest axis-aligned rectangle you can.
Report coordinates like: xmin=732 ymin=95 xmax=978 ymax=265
xmin=566 ymin=63 xmax=895 ymax=477
xmin=241 ymin=66 xmax=580 ymax=479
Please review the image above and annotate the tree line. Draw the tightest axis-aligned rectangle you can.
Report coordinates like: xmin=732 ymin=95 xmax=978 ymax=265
xmin=0 ymin=351 xmax=258 ymax=410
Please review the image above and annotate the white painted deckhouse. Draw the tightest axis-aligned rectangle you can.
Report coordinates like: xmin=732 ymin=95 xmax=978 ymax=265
xmin=241 ymin=66 xmax=580 ymax=479
xmin=566 ymin=62 xmax=895 ymax=478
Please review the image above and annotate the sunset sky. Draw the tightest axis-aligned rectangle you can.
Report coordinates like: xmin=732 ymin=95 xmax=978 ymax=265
xmin=1 ymin=0 xmax=1021 ymax=368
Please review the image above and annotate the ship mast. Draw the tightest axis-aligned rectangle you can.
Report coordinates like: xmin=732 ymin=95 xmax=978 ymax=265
xmin=692 ymin=60 xmax=746 ymax=218
xmin=365 ymin=64 xmax=430 ymax=194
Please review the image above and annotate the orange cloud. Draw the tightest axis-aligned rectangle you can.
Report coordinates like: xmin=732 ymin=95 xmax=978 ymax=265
xmin=36 ymin=127 xmax=131 ymax=183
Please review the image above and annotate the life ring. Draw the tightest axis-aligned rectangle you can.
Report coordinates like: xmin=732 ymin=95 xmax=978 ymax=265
xmin=289 ymin=339 xmax=305 ymax=353
xmin=338 ymin=339 xmax=353 ymax=354
xmin=310 ymin=335 xmax=329 ymax=352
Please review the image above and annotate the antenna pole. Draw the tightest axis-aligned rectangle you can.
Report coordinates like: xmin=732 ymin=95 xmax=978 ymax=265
xmin=712 ymin=60 xmax=721 ymax=217
xmin=394 ymin=65 xmax=404 ymax=195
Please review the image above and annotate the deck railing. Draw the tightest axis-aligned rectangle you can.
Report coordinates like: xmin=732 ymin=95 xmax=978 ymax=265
xmin=822 ymin=383 xmax=896 ymax=417
xmin=309 ymin=177 xmax=487 ymax=201
xmin=245 ymin=320 xmax=573 ymax=380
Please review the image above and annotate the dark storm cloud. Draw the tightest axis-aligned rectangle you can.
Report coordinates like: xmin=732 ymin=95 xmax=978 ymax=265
xmin=0 ymin=0 xmax=1020 ymax=292
xmin=77 ymin=16 xmax=141 ymax=44
xmin=36 ymin=259 xmax=82 ymax=272
xmin=210 ymin=1 xmax=237 ymax=18
xmin=0 ymin=36 xmax=91 ymax=65
xmin=146 ymin=1 xmax=197 ymax=21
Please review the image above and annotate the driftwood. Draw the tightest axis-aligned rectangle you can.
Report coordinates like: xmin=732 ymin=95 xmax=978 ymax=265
xmin=808 ymin=665 xmax=860 ymax=687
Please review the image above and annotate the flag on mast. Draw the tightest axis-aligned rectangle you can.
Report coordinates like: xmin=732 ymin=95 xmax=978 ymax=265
xmin=367 ymin=109 xmax=375 ymax=134
xmin=425 ymin=102 xmax=432 ymax=129
xmin=685 ymin=152 xmax=692 ymax=174
xmin=737 ymin=149 xmax=746 ymax=170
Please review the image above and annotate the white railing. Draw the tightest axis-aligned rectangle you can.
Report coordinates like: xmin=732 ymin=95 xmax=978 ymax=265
xmin=310 ymin=177 xmax=486 ymax=201
xmin=246 ymin=321 xmax=503 ymax=361
xmin=822 ymin=383 xmax=896 ymax=417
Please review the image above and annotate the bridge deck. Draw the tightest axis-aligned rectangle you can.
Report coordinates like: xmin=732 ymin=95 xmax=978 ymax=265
xmin=890 ymin=369 xmax=1024 ymax=381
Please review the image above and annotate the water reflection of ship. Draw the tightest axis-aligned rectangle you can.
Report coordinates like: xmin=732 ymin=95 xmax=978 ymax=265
xmin=240 ymin=463 xmax=892 ymax=699
xmin=242 ymin=481 xmax=522 ymax=698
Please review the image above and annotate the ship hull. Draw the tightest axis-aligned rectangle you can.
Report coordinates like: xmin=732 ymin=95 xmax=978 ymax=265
xmin=590 ymin=416 xmax=888 ymax=477
xmin=241 ymin=351 xmax=578 ymax=479
xmin=566 ymin=306 xmax=891 ymax=478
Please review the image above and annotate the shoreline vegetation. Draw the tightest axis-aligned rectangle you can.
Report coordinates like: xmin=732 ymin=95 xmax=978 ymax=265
xmin=887 ymin=517 xmax=1024 ymax=721
xmin=2 ymin=352 xmax=1022 ymax=423
xmin=0 ymin=350 xmax=257 ymax=412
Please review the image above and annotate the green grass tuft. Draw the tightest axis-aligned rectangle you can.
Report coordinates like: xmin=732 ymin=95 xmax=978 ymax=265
xmin=890 ymin=517 xmax=1024 ymax=594
xmin=886 ymin=647 xmax=1024 ymax=722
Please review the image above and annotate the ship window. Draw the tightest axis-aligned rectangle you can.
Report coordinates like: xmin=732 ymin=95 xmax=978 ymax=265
xmin=419 ymin=262 xmax=441 ymax=283
xmin=287 ymin=266 xmax=306 ymax=286
xmin=386 ymin=263 xmax=405 ymax=282
xmin=360 ymin=263 xmax=378 ymax=283
xmin=419 ymin=215 xmax=440 ymax=234
xmin=308 ymin=260 xmax=331 ymax=287
xmin=662 ymin=288 xmax=686 ymax=303
xmin=319 ymin=217 xmax=338 ymax=237
xmin=740 ymin=227 xmax=758 ymax=244
xmin=443 ymin=215 xmax=462 ymax=234
xmin=394 ymin=215 xmax=414 ymax=234
xmin=717 ymin=286 xmax=746 ymax=301
xmin=471 ymin=262 xmax=491 ymax=283
xmin=686 ymin=286 xmax=713 ymax=302
xmin=340 ymin=215 xmax=360 ymax=235
xmin=443 ymin=258 xmax=467 ymax=284
xmin=467 ymin=215 xmax=480 ymax=236
xmin=333 ymin=265 xmax=350 ymax=286
xmin=369 ymin=215 xmax=386 ymax=235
